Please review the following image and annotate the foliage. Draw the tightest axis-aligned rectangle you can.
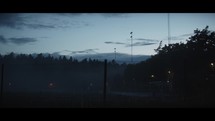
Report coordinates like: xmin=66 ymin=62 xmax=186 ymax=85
xmin=124 ymin=26 xmax=215 ymax=104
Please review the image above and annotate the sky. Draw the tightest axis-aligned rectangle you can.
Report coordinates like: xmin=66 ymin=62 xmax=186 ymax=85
xmin=0 ymin=13 xmax=215 ymax=56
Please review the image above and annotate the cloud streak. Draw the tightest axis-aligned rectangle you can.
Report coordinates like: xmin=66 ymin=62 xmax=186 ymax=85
xmin=0 ymin=35 xmax=38 ymax=45
xmin=104 ymin=41 xmax=126 ymax=45
xmin=169 ymin=33 xmax=194 ymax=41
xmin=9 ymin=37 xmax=38 ymax=45
xmin=70 ymin=48 xmax=99 ymax=54
xmin=23 ymin=23 xmax=56 ymax=29
xmin=0 ymin=13 xmax=23 ymax=29
xmin=100 ymin=13 xmax=129 ymax=18
xmin=0 ymin=13 xmax=56 ymax=29
xmin=126 ymin=42 xmax=157 ymax=47
xmin=0 ymin=35 xmax=7 ymax=43
xmin=0 ymin=13 xmax=90 ymax=30
xmin=134 ymin=38 xmax=159 ymax=42
xmin=53 ymin=48 xmax=99 ymax=55
xmin=105 ymin=37 xmax=159 ymax=47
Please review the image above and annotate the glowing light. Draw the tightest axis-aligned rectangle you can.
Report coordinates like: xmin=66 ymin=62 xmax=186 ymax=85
xmin=167 ymin=80 xmax=170 ymax=83
xmin=168 ymin=70 xmax=171 ymax=74
xmin=48 ymin=82 xmax=55 ymax=88
xmin=211 ymin=63 xmax=214 ymax=66
xmin=151 ymin=75 xmax=154 ymax=78
xmin=49 ymin=83 xmax=53 ymax=86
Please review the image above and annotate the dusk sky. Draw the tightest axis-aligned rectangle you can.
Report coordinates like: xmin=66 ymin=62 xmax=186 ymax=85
xmin=0 ymin=13 xmax=215 ymax=56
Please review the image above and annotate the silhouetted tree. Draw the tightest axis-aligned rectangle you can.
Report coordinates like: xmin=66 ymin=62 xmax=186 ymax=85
xmin=124 ymin=26 xmax=215 ymax=104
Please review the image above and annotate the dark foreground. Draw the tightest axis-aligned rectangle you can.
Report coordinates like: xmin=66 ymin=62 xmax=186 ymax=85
xmin=1 ymin=92 xmax=214 ymax=108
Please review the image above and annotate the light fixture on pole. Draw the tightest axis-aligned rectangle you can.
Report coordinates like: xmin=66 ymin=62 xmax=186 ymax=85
xmin=130 ymin=32 xmax=133 ymax=63
xmin=114 ymin=48 xmax=116 ymax=61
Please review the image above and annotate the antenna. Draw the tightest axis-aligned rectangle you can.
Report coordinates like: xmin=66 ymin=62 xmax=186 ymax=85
xmin=168 ymin=13 xmax=171 ymax=45
xmin=130 ymin=32 xmax=133 ymax=63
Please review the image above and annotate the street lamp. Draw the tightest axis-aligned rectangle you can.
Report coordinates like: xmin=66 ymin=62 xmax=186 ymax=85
xmin=151 ymin=74 xmax=154 ymax=78
xmin=211 ymin=62 xmax=214 ymax=71
xmin=211 ymin=62 xmax=214 ymax=67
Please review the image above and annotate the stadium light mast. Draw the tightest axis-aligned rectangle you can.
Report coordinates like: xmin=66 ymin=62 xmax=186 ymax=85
xmin=114 ymin=48 xmax=116 ymax=61
xmin=130 ymin=32 xmax=133 ymax=63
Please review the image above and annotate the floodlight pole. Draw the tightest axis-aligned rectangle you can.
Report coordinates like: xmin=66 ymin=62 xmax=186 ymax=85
xmin=114 ymin=48 xmax=116 ymax=61
xmin=130 ymin=32 xmax=133 ymax=63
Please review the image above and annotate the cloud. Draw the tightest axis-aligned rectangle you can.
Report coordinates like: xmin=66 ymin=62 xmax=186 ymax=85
xmin=100 ymin=13 xmax=129 ymax=18
xmin=169 ymin=33 xmax=194 ymax=41
xmin=105 ymin=40 xmax=157 ymax=47
xmin=0 ymin=35 xmax=7 ymax=43
xmin=54 ymin=13 xmax=85 ymax=17
xmin=23 ymin=23 xmax=56 ymax=29
xmin=0 ymin=34 xmax=38 ymax=45
xmin=0 ymin=13 xmax=89 ymax=30
xmin=53 ymin=48 xmax=99 ymax=55
xmin=0 ymin=13 xmax=23 ymax=29
xmin=0 ymin=13 xmax=56 ymax=29
xmin=104 ymin=41 xmax=126 ymax=45
xmin=180 ymin=33 xmax=193 ymax=37
xmin=9 ymin=37 xmax=38 ymax=45
xmin=134 ymin=38 xmax=159 ymax=42
xmin=126 ymin=38 xmax=159 ymax=47
xmin=52 ymin=52 xmax=60 ymax=55
xmin=54 ymin=13 xmax=129 ymax=18
xmin=70 ymin=48 xmax=99 ymax=54
xmin=126 ymin=42 xmax=157 ymax=47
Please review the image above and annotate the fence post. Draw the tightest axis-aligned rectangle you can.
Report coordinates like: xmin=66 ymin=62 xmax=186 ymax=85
xmin=0 ymin=64 xmax=4 ymax=105
xmin=103 ymin=59 xmax=107 ymax=106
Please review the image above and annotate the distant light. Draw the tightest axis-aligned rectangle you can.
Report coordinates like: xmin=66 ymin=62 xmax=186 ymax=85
xmin=90 ymin=82 xmax=93 ymax=86
xmin=168 ymin=70 xmax=171 ymax=74
xmin=151 ymin=75 xmax=154 ymax=78
xmin=211 ymin=63 xmax=214 ymax=66
xmin=167 ymin=80 xmax=170 ymax=83
xmin=48 ymin=82 xmax=55 ymax=88
xmin=49 ymin=83 xmax=53 ymax=86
